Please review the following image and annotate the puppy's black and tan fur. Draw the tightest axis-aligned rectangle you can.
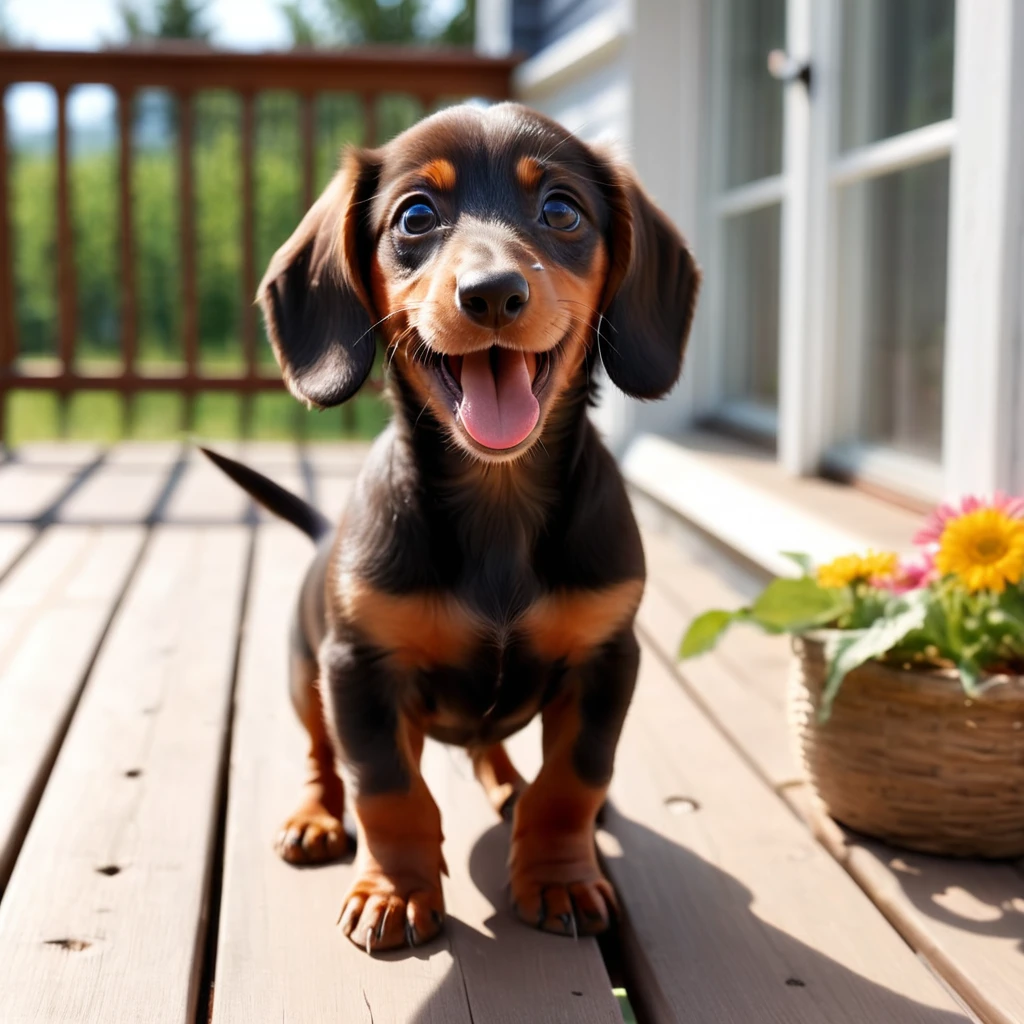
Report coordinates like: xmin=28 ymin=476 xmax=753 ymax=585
xmin=205 ymin=102 xmax=699 ymax=953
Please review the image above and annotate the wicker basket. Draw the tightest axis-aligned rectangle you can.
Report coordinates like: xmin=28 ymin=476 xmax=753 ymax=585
xmin=789 ymin=635 xmax=1024 ymax=858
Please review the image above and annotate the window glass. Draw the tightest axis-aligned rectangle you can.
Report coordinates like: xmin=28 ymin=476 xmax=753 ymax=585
xmin=837 ymin=159 xmax=949 ymax=459
xmin=724 ymin=0 xmax=786 ymax=188
xmin=722 ymin=203 xmax=781 ymax=406
xmin=840 ymin=0 xmax=955 ymax=151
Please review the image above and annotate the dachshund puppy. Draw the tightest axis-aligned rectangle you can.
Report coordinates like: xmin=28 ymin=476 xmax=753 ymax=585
xmin=205 ymin=101 xmax=699 ymax=954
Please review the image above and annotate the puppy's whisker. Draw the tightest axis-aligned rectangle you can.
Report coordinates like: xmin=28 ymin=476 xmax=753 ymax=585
xmin=352 ymin=306 xmax=426 ymax=352
xmin=414 ymin=398 xmax=432 ymax=432
xmin=557 ymin=299 xmax=617 ymax=334
xmin=537 ymin=121 xmax=593 ymax=162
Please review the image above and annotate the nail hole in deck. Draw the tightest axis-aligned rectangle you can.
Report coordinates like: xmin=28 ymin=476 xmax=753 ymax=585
xmin=124 ymin=768 xmax=142 ymax=778
xmin=572 ymin=991 xmax=582 ymax=997
xmin=96 ymin=865 xmax=121 ymax=877
xmin=664 ymin=796 xmax=700 ymax=815
xmin=786 ymin=978 xmax=806 ymax=987
xmin=45 ymin=938 xmax=91 ymax=952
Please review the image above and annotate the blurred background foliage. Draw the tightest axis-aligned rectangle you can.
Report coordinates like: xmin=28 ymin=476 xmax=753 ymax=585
xmin=6 ymin=0 xmax=473 ymax=443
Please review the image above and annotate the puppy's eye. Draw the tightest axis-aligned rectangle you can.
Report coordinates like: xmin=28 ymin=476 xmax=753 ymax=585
xmin=399 ymin=202 xmax=438 ymax=235
xmin=541 ymin=197 xmax=581 ymax=231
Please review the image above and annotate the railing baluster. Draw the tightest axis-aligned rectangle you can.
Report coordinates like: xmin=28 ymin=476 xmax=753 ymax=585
xmin=0 ymin=50 xmax=516 ymax=443
xmin=364 ymin=93 xmax=378 ymax=147
xmin=179 ymin=90 xmax=197 ymax=430
xmin=340 ymin=91 xmax=379 ymax=437
xmin=241 ymin=91 xmax=256 ymax=438
xmin=118 ymin=88 xmax=137 ymax=433
xmin=300 ymin=92 xmax=315 ymax=443
xmin=0 ymin=86 xmax=15 ymax=446
xmin=301 ymin=92 xmax=315 ymax=210
xmin=56 ymin=87 xmax=76 ymax=434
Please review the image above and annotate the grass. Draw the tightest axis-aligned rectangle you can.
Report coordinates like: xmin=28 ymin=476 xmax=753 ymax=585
xmin=5 ymin=387 xmax=391 ymax=447
xmin=614 ymin=988 xmax=638 ymax=1023
xmin=5 ymin=347 xmax=392 ymax=446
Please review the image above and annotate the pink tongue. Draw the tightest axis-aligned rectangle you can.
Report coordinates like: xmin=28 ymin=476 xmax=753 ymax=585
xmin=458 ymin=349 xmax=540 ymax=450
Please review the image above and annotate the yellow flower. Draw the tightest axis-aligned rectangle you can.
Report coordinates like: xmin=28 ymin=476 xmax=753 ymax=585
xmin=936 ymin=508 xmax=1024 ymax=593
xmin=817 ymin=550 xmax=898 ymax=589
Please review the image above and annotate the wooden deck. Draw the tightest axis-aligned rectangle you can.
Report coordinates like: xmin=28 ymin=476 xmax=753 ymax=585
xmin=0 ymin=441 xmax=1020 ymax=1024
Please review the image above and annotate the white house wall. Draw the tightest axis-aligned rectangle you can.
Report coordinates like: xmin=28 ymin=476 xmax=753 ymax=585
xmin=500 ymin=0 xmax=707 ymax=452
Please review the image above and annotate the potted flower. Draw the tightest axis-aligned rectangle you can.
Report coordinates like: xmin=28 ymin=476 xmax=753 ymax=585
xmin=679 ymin=495 xmax=1024 ymax=858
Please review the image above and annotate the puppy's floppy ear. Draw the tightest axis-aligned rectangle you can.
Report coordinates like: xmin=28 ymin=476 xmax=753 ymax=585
xmin=258 ymin=150 xmax=379 ymax=408
xmin=596 ymin=159 xmax=701 ymax=399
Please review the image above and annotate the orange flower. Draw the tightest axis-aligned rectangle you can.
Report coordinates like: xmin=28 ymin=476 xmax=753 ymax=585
xmin=936 ymin=508 xmax=1024 ymax=593
xmin=817 ymin=551 xmax=898 ymax=589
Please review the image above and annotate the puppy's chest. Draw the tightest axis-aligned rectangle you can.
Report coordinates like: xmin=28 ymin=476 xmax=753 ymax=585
xmin=341 ymin=573 xmax=643 ymax=673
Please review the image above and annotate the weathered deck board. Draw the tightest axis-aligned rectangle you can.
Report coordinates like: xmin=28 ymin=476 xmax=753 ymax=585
xmin=212 ymin=525 xmax=472 ymax=1024
xmin=636 ymin=530 xmax=797 ymax=789
xmin=302 ymin=442 xmax=374 ymax=477
xmin=422 ymin=737 xmax=622 ymax=1024
xmin=0 ymin=526 xmax=33 ymax=579
xmin=0 ymin=444 xmax=102 ymax=521
xmin=0 ymin=524 xmax=249 ymax=1024
xmin=0 ymin=526 xmax=144 ymax=887
xmin=792 ymin=790 xmax=1024 ymax=1024
xmin=640 ymin=519 xmax=1023 ymax=1024
xmin=164 ymin=442 xmax=307 ymax=524
xmin=0 ymin=440 xmax=1014 ymax=1024
xmin=601 ymin=638 xmax=972 ymax=1023
xmin=245 ymin=445 xmax=305 ymax=521
xmin=303 ymin=444 xmax=363 ymax=523
xmin=55 ymin=442 xmax=181 ymax=524
xmin=163 ymin=443 xmax=249 ymax=523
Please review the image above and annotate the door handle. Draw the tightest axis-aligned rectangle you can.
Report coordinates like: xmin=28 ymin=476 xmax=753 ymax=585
xmin=767 ymin=49 xmax=811 ymax=88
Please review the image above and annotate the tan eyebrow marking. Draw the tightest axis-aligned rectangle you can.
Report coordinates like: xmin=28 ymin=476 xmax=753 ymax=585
xmin=516 ymin=156 xmax=545 ymax=190
xmin=419 ymin=159 xmax=457 ymax=191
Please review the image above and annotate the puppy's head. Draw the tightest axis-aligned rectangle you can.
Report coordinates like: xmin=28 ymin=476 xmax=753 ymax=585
xmin=259 ymin=103 xmax=700 ymax=462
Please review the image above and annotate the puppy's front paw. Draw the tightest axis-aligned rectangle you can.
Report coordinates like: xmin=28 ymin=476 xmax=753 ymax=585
xmin=510 ymin=861 xmax=617 ymax=937
xmin=275 ymin=792 xmax=348 ymax=865
xmin=339 ymin=871 xmax=445 ymax=952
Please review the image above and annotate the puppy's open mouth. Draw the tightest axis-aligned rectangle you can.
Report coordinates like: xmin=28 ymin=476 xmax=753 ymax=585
xmin=426 ymin=346 xmax=553 ymax=451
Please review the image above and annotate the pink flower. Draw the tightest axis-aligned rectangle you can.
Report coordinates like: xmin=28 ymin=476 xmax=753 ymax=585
xmin=883 ymin=551 xmax=938 ymax=594
xmin=914 ymin=493 xmax=1024 ymax=547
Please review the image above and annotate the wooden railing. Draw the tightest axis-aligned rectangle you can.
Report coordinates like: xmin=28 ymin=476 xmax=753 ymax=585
xmin=0 ymin=47 xmax=517 ymax=441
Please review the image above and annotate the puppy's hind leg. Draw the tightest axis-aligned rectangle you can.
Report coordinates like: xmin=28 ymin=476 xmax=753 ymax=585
xmin=275 ymin=630 xmax=349 ymax=865
xmin=471 ymin=744 xmax=526 ymax=821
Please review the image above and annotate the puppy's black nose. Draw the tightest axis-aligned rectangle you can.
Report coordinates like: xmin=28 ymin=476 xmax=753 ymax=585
xmin=457 ymin=270 xmax=530 ymax=329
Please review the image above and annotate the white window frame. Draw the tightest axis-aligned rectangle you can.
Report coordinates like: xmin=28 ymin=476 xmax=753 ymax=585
xmin=786 ymin=0 xmax=957 ymax=502
xmin=697 ymin=0 xmax=1024 ymax=504
xmin=942 ymin=0 xmax=1023 ymax=498
xmin=699 ymin=0 xmax=791 ymax=444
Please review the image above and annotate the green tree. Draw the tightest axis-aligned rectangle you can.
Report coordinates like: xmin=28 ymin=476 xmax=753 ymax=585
xmin=436 ymin=0 xmax=474 ymax=46
xmin=280 ymin=1 xmax=319 ymax=46
xmin=280 ymin=0 xmax=474 ymax=47
xmin=0 ymin=0 xmax=14 ymax=46
xmin=118 ymin=0 xmax=212 ymax=42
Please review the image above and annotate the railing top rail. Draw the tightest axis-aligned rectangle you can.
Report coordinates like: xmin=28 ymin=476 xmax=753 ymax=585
xmin=0 ymin=46 xmax=519 ymax=97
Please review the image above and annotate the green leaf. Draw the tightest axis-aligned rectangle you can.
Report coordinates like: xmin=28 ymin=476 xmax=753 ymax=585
xmin=780 ymin=551 xmax=815 ymax=576
xmin=996 ymin=591 xmax=1024 ymax=641
xmin=679 ymin=610 xmax=738 ymax=659
xmin=957 ymin=654 xmax=982 ymax=697
xmin=819 ymin=591 xmax=930 ymax=721
xmin=750 ymin=577 xmax=851 ymax=633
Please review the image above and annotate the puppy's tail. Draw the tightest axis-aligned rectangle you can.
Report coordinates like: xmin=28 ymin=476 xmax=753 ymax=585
xmin=199 ymin=447 xmax=332 ymax=542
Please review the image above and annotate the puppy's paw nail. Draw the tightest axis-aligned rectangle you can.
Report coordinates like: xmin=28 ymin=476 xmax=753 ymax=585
xmin=339 ymin=905 xmax=358 ymax=935
xmin=377 ymin=906 xmax=391 ymax=943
